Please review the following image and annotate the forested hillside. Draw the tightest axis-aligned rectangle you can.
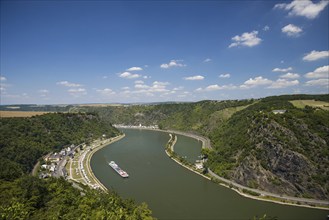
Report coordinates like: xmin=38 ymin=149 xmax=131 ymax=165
xmin=207 ymin=95 xmax=329 ymax=200
xmin=78 ymin=99 xmax=254 ymax=135
xmin=0 ymin=113 xmax=154 ymax=219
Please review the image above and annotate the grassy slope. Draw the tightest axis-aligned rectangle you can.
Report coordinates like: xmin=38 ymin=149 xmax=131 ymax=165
xmin=290 ymin=100 xmax=329 ymax=110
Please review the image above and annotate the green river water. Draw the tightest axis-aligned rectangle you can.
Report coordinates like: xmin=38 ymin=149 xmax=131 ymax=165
xmin=91 ymin=128 xmax=328 ymax=220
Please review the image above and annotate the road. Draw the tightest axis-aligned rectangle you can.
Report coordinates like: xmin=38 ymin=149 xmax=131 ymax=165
xmin=208 ymin=169 xmax=329 ymax=207
xmin=53 ymin=158 xmax=67 ymax=178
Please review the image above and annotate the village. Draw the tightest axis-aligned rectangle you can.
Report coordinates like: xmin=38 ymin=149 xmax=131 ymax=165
xmin=37 ymin=134 xmax=123 ymax=191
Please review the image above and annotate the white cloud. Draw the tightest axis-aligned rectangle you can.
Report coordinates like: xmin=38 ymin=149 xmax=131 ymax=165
xmin=274 ymin=0 xmax=329 ymax=19
xmin=219 ymin=73 xmax=231 ymax=78
xmin=197 ymin=84 xmax=237 ymax=92
xmin=304 ymin=65 xmax=329 ymax=78
xmin=133 ymin=81 xmax=170 ymax=94
xmin=135 ymin=84 xmax=150 ymax=89
xmin=205 ymin=84 xmax=221 ymax=91
xmin=68 ymin=88 xmax=87 ymax=96
xmin=272 ymin=67 xmax=293 ymax=72
xmin=229 ymin=31 xmax=262 ymax=48
xmin=305 ymin=78 xmax=329 ymax=87
xmin=38 ymin=89 xmax=49 ymax=97
xmin=173 ymin=86 xmax=184 ymax=91
xmin=268 ymin=79 xmax=299 ymax=88
xmin=0 ymin=76 xmax=6 ymax=81
xmin=57 ymin=81 xmax=83 ymax=87
xmin=160 ymin=60 xmax=186 ymax=69
xmin=280 ymin=72 xmax=300 ymax=79
xmin=119 ymin=72 xmax=141 ymax=79
xmin=240 ymin=76 xmax=272 ymax=89
xmin=282 ymin=24 xmax=302 ymax=37
xmin=303 ymin=50 xmax=329 ymax=61
xmin=121 ymin=86 xmax=130 ymax=90
xmin=184 ymin=75 xmax=204 ymax=81
xmin=126 ymin=66 xmax=143 ymax=71
xmin=203 ymin=58 xmax=212 ymax=63
xmin=134 ymin=80 xmax=144 ymax=84
xmin=153 ymin=81 xmax=169 ymax=86
xmin=263 ymin=25 xmax=270 ymax=31
xmin=96 ymin=88 xmax=116 ymax=95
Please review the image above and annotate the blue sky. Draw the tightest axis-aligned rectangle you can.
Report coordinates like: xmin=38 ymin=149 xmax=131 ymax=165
xmin=1 ymin=0 xmax=328 ymax=104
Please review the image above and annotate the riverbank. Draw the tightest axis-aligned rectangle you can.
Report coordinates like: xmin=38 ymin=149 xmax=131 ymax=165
xmin=111 ymin=126 xmax=329 ymax=209
xmin=66 ymin=134 xmax=125 ymax=192
xmin=162 ymin=130 xmax=329 ymax=210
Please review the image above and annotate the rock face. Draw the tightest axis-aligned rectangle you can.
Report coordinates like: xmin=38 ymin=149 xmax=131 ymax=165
xmin=230 ymin=115 xmax=329 ymax=200
xmin=209 ymin=98 xmax=329 ymax=200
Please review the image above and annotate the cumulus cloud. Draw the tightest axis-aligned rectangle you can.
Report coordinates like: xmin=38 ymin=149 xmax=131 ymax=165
xmin=282 ymin=24 xmax=302 ymax=37
xmin=272 ymin=67 xmax=293 ymax=72
xmin=96 ymin=88 xmax=116 ymax=95
xmin=205 ymin=84 xmax=221 ymax=91
xmin=274 ymin=0 xmax=329 ymax=19
xmin=57 ymin=81 xmax=83 ymax=87
xmin=304 ymin=65 xmax=329 ymax=78
xmin=305 ymin=78 xmax=329 ymax=87
xmin=197 ymin=84 xmax=237 ymax=92
xmin=303 ymin=50 xmax=329 ymax=61
xmin=160 ymin=60 xmax=186 ymax=69
xmin=0 ymin=76 xmax=6 ymax=81
xmin=203 ymin=58 xmax=212 ymax=63
xmin=268 ymin=79 xmax=299 ymax=88
xmin=240 ymin=76 xmax=272 ymax=89
xmin=173 ymin=86 xmax=184 ymax=91
xmin=228 ymin=31 xmax=262 ymax=48
xmin=68 ymin=88 xmax=87 ymax=96
xmin=280 ymin=73 xmax=300 ymax=79
xmin=38 ymin=89 xmax=49 ymax=97
xmin=135 ymin=84 xmax=149 ymax=89
xmin=184 ymin=75 xmax=204 ymax=81
xmin=219 ymin=73 xmax=231 ymax=78
xmin=134 ymin=80 xmax=144 ymax=84
xmin=119 ymin=72 xmax=141 ymax=79
xmin=126 ymin=66 xmax=143 ymax=71
xmin=263 ymin=25 xmax=270 ymax=31
xmin=133 ymin=81 xmax=170 ymax=94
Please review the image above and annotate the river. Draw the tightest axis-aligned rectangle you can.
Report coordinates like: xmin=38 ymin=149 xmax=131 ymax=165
xmin=91 ymin=128 xmax=328 ymax=220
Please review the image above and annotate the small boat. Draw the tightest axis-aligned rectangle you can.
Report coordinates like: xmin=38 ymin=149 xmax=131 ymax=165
xmin=109 ymin=161 xmax=129 ymax=178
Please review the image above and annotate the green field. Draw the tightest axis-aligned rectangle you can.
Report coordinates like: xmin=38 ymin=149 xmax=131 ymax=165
xmin=290 ymin=100 xmax=329 ymax=110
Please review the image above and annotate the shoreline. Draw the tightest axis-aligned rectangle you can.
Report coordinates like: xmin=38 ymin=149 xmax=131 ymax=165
xmin=116 ymin=126 xmax=329 ymax=210
xmin=68 ymin=134 xmax=125 ymax=192
xmin=86 ymin=134 xmax=125 ymax=192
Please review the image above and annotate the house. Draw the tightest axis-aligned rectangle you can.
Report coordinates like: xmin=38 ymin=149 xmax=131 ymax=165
xmin=41 ymin=164 xmax=49 ymax=170
xmin=49 ymin=164 xmax=56 ymax=172
xmin=195 ymin=163 xmax=203 ymax=170
xmin=272 ymin=110 xmax=286 ymax=114
xmin=46 ymin=154 xmax=61 ymax=162
xmin=60 ymin=150 xmax=66 ymax=156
